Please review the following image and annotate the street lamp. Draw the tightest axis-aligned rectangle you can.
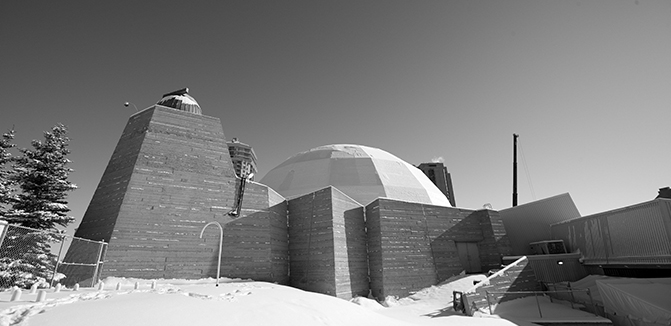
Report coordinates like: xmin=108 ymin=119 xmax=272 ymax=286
xmin=199 ymin=221 xmax=224 ymax=287
xmin=124 ymin=102 xmax=138 ymax=111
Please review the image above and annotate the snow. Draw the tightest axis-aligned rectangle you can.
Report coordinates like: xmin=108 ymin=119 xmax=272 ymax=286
xmin=0 ymin=274 xmax=606 ymax=326
xmin=481 ymin=295 xmax=607 ymax=323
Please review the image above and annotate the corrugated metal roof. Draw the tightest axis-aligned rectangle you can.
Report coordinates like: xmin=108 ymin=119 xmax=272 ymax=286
xmin=500 ymin=193 xmax=581 ymax=255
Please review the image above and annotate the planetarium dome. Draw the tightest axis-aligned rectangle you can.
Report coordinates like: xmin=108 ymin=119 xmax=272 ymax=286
xmin=260 ymin=144 xmax=452 ymax=207
xmin=156 ymin=87 xmax=202 ymax=115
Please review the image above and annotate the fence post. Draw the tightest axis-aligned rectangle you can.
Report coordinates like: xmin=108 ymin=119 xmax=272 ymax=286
xmin=534 ymin=291 xmax=543 ymax=318
xmin=36 ymin=290 xmax=46 ymax=302
xmin=0 ymin=221 xmax=8 ymax=248
xmin=10 ymin=288 xmax=22 ymax=302
xmin=568 ymin=282 xmax=575 ymax=309
xmin=587 ymin=288 xmax=596 ymax=315
xmin=485 ymin=291 xmax=492 ymax=315
xmin=91 ymin=241 xmax=105 ymax=286
xmin=50 ymin=234 xmax=66 ymax=287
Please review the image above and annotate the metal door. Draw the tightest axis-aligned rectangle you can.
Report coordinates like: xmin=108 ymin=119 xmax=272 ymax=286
xmin=456 ymin=242 xmax=481 ymax=273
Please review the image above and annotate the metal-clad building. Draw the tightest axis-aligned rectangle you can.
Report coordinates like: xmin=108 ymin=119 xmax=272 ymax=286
xmin=551 ymin=198 xmax=671 ymax=270
xmin=526 ymin=253 xmax=588 ymax=283
xmin=499 ymin=193 xmax=581 ymax=255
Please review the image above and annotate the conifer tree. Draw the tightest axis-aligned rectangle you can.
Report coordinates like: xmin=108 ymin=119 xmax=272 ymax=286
xmin=0 ymin=129 xmax=16 ymax=217
xmin=0 ymin=124 xmax=76 ymax=288
xmin=6 ymin=124 xmax=76 ymax=228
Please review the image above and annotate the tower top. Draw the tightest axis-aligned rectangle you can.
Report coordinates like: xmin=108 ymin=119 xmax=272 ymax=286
xmin=156 ymin=87 xmax=202 ymax=115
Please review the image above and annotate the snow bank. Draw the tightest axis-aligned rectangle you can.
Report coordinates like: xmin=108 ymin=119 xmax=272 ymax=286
xmin=0 ymin=274 xmax=599 ymax=326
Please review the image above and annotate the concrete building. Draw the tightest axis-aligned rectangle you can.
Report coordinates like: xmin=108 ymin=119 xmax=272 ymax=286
xmin=417 ymin=162 xmax=456 ymax=207
xmin=63 ymin=88 xmax=287 ymax=284
xmin=262 ymin=144 xmax=511 ymax=299
xmin=227 ymin=138 xmax=257 ymax=180
xmin=63 ymin=89 xmax=513 ymax=300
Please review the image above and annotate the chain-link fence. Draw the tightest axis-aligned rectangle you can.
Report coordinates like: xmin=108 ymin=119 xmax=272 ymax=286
xmin=0 ymin=221 xmax=106 ymax=289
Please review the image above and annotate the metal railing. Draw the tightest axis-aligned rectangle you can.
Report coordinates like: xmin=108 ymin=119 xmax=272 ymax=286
xmin=0 ymin=221 xmax=107 ymax=289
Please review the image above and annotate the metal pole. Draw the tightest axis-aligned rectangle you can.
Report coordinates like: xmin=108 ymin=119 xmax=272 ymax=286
xmin=485 ymin=291 xmax=493 ymax=315
xmin=587 ymin=288 xmax=596 ymax=316
xmin=568 ymin=282 xmax=575 ymax=309
xmin=513 ymin=134 xmax=519 ymax=207
xmin=534 ymin=291 xmax=543 ymax=318
xmin=92 ymin=241 xmax=105 ymax=287
xmin=200 ymin=221 xmax=223 ymax=287
xmin=50 ymin=234 xmax=66 ymax=287
xmin=0 ymin=221 xmax=9 ymax=248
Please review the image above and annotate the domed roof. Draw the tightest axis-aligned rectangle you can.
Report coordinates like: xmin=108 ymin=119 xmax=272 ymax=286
xmin=156 ymin=88 xmax=202 ymax=115
xmin=259 ymin=144 xmax=452 ymax=206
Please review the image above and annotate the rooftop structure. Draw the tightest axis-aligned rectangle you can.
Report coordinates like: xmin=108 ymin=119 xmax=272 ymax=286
xmin=155 ymin=88 xmax=202 ymax=115
xmin=417 ymin=162 xmax=456 ymax=207
xmin=227 ymin=138 xmax=258 ymax=180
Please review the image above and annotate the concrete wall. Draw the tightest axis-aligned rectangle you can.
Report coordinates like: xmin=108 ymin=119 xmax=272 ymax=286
xmin=218 ymin=182 xmax=289 ymax=283
xmin=365 ymin=198 xmax=512 ymax=300
xmin=500 ymin=193 xmax=581 ymax=255
xmin=475 ymin=209 xmax=512 ymax=270
xmin=288 ymin=188 xmax=335 ymax=294
xmin=463 ymin=256 xmax=540 ymax=315
xmin=331 ymin=188 xmax=368 ymax=299
xmin=287 ymin=187 xmax=368 ymax=299
xmin=64 ymin=105 xmax=513 ymax=293
xmin=67 ymin=106 xmax=288 ymax=283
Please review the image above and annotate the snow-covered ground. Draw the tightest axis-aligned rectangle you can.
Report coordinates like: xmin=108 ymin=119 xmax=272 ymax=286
xmin=0 ymin=274 xmax=606 ymax=326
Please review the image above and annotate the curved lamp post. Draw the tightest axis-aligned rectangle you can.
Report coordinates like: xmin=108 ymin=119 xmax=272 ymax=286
xmin=199 ymin=221 xmax=224 ymax=287
xmin=124 ymin=102 xmax=139 ymax=111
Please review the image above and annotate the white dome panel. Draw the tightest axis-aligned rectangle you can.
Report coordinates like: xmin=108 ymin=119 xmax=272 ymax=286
xmin=260 ymin=144 xmax=451 ymax=207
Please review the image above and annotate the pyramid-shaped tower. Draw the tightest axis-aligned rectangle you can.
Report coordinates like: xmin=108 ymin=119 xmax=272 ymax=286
xmin=63 ymin=89 xmax=288 ymax=284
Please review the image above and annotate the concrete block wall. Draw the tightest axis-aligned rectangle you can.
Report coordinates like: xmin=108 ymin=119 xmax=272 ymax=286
xmin=365 ymin=198 xmax=512 ymax=300
xmin=219 ymin=182 xmax=289 ymax=283
xmin=463 ymin=256 xmax=541 ymax=315
xmin=64 ymin=106 xmax=515 ymax=294
xmin=72 ymin=108 xmax=161 ymax=242
xmin=366 ymin=199 xmax=438 ymax=300
xmin=287 ymin=187 xmax=368 ymax=299
xmin=330 ymin=188 xmax=368 ymax=299
xmin=288 ymin=188 xmax=337 ymax=295
xmin=475 ymin=210 xmax=512 ymax=271
xmin=95 ymin=107 xmax=237 ymax=279
xmin=67 ymin=106 xmax=289 ymax=283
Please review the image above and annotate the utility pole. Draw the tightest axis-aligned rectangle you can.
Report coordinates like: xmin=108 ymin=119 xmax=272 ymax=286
xmin=513 ymin=133 xmax=519 ymax=207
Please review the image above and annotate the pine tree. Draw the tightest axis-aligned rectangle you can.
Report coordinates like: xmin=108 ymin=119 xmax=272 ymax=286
xmin=0 ymin=129 xmax=16 ymax=217
xmin=6 ymin=124 xmax=76 ymax=228
xmin=0 ymin=124 xmax=76 ymax=288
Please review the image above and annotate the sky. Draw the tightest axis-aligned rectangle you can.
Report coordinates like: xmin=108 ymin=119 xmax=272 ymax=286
xmin=2 ymin=0 xmax=670 ymax=230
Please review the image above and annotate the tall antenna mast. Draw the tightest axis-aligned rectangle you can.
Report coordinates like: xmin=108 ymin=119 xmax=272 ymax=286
xmin=513 ymin=133 xmax=519 ymax=207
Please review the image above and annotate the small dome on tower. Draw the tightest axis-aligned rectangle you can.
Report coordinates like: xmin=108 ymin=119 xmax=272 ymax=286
xmin=156 ymin=88 xmax=202 ymax=115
